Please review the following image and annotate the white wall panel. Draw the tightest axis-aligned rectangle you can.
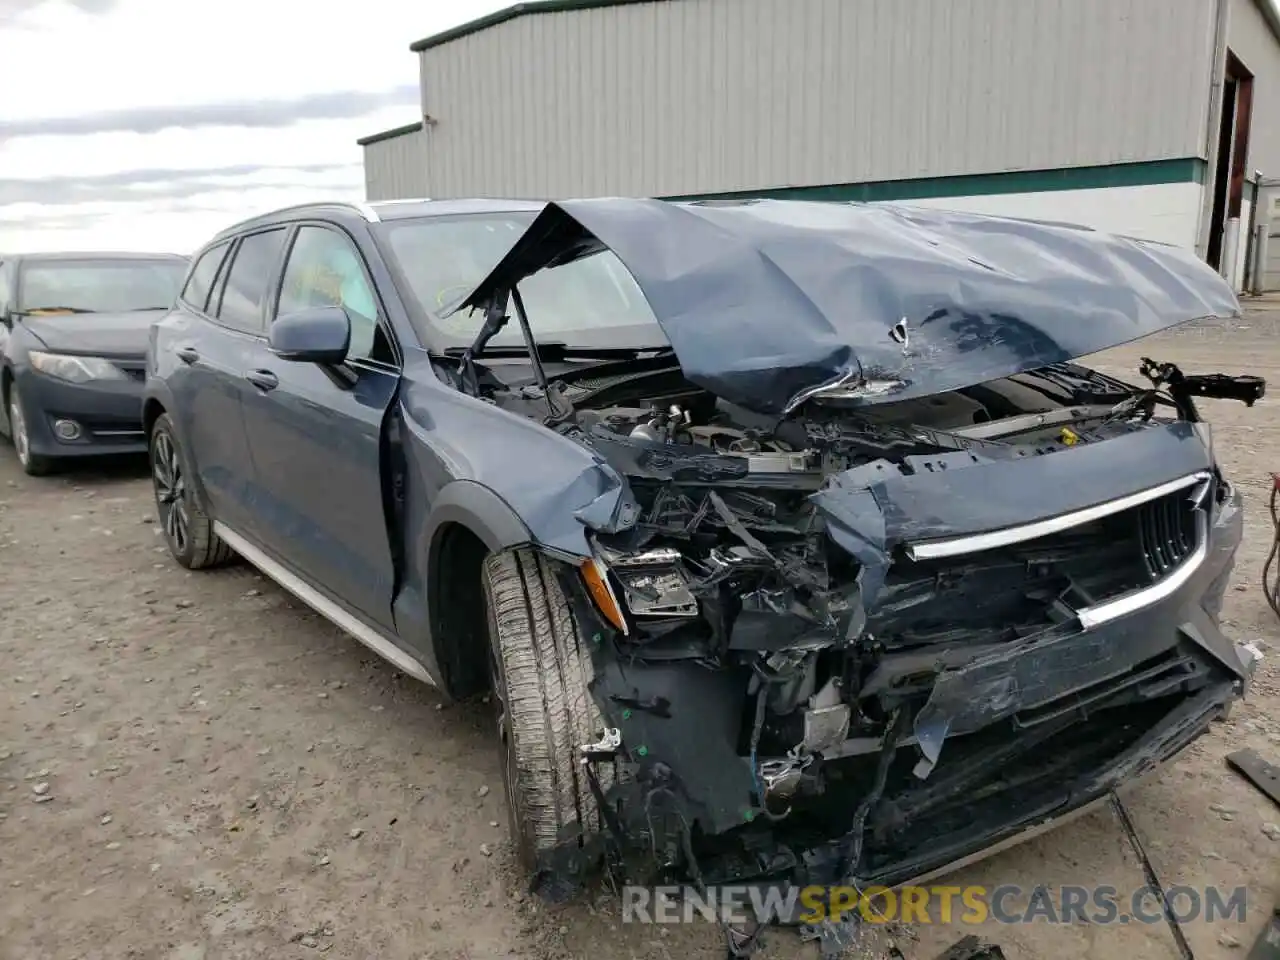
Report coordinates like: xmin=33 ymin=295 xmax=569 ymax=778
xmin=363 ymin=127 xmax=431 ymax=201
xmin=407 ymin=0 xmax=1218 ymax=199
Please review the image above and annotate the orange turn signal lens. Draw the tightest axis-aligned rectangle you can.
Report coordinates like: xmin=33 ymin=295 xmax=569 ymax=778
xmin=580 ymin=558 xmax=628 ymax=634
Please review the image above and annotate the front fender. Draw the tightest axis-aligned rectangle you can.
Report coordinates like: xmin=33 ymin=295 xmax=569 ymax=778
xmin=423 ymin=479 xmax=534 ymax=555
xmin=142 ymin=376 xmax=177 ymax=430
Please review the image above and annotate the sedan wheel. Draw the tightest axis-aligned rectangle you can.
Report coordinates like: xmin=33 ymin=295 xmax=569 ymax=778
xmin=8 ymin=391 xmax=52 ymax=476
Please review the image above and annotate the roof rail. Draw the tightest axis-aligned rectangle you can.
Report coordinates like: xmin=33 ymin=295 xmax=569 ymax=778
xmin=254 ymin=201 xmax=379 ymax=223
xmin=367 ymin=197 xmax=434 ymax=207
xmin=214 ymin=201 xmax=381 ymax=240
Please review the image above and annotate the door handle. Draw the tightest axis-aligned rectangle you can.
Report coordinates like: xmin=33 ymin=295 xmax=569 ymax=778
xmin=245 ymin=369 xmax=279 ymax=392
xmin=175 ymin=346 xmax=199 ymax=364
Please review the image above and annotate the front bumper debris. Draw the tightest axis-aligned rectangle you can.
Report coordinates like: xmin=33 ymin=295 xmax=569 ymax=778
xmin=535 ymin=465 xmax=1250 ymax=938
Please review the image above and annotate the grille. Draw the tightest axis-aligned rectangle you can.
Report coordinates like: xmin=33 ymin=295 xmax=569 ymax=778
xmin=112 ymin=360 xmax=146 ymax=382
xmin=80 ymin=416 xmax=144 ymax=437
xmin=1138 ymin=490 xmax=1197 ymax=578
xmin=870 ymin=484 xmax=1204 ymax=647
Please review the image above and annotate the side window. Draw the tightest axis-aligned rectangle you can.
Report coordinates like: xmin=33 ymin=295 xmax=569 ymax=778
xmin=215 ymin=228 xmax=287 ymax=332
xmin=276 ymin=226 xmax=391 ymax=364
xmin=181 ymin=242 xmax=229 ymax=313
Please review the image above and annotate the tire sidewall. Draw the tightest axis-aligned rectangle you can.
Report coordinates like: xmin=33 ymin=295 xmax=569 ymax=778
xmin=8 ymin=387 xmax=50 ymax=476
xmin=150 ymin=414 xmax=197 ymax=566
xmin=481 ymin=570 xmax=540 ymax=871
xmin=9 ymin=389 xmax=29 ymax=468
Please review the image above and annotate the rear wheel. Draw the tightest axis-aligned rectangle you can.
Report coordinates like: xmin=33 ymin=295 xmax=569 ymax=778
xmin=482 ymin=547 xmax=623 ymax=872
xmin=150 ymin=413 xmax=235 ymax=569
xmin=8 ymin=389 xmax=53 ymax=477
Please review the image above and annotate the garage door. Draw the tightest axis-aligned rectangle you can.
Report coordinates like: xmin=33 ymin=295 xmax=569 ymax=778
xmin=1265 ymin=231 xmax=1280 ymax=292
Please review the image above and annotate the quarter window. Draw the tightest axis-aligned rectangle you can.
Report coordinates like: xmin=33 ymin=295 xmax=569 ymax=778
xmin=181 ymin=242 xmax=229 ymax=313
xmin=216 ymin=229 xmax=287 ymax=332
xmin=276 ymin=226 xmax=390 ymax=363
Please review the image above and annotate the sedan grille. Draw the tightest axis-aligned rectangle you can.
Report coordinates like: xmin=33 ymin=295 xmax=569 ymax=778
xmin=113 ymin=360 xmax=146 ymax=382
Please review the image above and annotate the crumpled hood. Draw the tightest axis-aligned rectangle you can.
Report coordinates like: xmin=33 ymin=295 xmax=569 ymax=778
xmin=19 ymin=310 xmax=159 ymax=358
xmin=450 ymin=198 xmax=1240 ymax=414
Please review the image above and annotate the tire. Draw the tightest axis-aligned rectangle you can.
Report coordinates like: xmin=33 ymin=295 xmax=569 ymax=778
xmin=482 ymin=547 xmax=623 ymax=872
xmin=7 ymin=388 xmax=53 ymax=476
xmin=150 ymin=413 xmax=235 ymax=570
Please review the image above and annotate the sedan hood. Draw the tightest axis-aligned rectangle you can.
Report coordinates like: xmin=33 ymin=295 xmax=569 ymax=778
xmin=19 ymin=310 xmax=160 ymax=358
xmin=450 ymin=198 xmax=1240 ymax=414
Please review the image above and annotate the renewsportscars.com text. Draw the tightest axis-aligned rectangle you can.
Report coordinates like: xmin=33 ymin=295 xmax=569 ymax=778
xmin=622 ymin=883 xmax=1248 ymax=926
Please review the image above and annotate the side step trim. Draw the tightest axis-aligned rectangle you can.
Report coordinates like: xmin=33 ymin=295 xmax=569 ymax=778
xmin=213 ymin=521 xmax=436 ymax=686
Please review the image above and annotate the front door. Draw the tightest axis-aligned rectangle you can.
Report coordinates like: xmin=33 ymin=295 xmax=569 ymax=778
xmin=240 ymin=223 xmax=401 ymax=631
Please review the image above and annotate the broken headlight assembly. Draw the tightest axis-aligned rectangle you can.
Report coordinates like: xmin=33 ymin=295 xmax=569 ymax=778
xmin=580 ymin=545 xmax=700 ymax=632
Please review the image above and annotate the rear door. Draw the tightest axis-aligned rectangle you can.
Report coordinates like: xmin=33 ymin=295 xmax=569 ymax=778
xmin=166 ymin=229 xmax=288 ymax=535
xmin=239 ymin=222 xmax=401 ymax=630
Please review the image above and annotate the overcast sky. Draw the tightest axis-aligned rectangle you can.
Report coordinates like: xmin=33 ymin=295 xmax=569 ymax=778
xmin=0 ymin=0 xmax=506 ymax=254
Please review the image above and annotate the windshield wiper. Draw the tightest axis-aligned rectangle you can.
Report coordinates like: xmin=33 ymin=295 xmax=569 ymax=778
xmin=444 ymin=343 xmax=673 ymax=362
xmin=17 ymin=306 xmax=94 ymax=315
xmin=456 ymin=288 xmax=557 ymax=416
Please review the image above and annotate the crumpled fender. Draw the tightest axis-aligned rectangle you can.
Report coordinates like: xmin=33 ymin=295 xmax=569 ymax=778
xmin=400 ymin=373 xmax=640 ymax=559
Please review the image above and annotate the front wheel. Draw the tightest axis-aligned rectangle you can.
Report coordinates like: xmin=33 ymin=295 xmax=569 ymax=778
xmin=8 ymin=389 xmax=53 ymax=476
xmin=150 ymin=413 xmax=235 ymax=569
xmin=482 ymin=547 xmax=624 ymax=873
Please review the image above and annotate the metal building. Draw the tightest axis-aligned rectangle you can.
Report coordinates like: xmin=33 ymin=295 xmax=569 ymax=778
xmin=359 ymin=0 xmax=1280 ymax=293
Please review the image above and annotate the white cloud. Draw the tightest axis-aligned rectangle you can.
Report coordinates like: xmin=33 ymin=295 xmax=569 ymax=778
xmin=0 ymin=0 xmax=506 ymax=252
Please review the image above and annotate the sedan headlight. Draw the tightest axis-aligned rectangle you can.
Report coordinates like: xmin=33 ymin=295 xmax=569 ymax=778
xmin=29 ymin=351 xmax=128 ymax=384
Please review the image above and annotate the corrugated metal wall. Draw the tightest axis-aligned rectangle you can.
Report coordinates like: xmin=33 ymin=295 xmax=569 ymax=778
xmin=363 ymin=128 xmax=432 ymax=201
xmin=402 ymin=0 xmax=1216 ymax=200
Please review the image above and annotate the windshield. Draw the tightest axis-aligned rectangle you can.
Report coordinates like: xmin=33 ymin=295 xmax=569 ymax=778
xmin=379 ymin=213 xmax=667 ymax=350
xmin=18 ymin=258 xmax=186 ymax=314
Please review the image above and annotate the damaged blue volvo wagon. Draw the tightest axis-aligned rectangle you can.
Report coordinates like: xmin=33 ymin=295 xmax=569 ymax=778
xmin=145 ymin=197 xmax=1265 ymax=913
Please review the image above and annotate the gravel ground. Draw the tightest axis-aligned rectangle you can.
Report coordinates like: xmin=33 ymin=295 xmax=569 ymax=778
xmin=1 ymin=303 xmax=1279 ymax=960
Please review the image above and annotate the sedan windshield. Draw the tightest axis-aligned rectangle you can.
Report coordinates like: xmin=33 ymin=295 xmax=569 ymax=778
xmin=19 ymin=259 xmax=186 ymax=314
xmin=378 ymin=213 xmax=668 ymax=350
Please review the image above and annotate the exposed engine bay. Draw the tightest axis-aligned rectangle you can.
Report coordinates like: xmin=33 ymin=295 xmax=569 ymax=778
xmin=458 ymin=351 xmax=1263 ymax=797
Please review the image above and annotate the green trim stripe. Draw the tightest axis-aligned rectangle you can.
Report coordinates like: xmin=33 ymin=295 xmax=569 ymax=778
xmin=357 ymin=121 xmax=425 ymax=147
xmin=411 ymin=0 xmax=670 ymax=52
xmin=663 ymin=158 xmax=1206 ymax=204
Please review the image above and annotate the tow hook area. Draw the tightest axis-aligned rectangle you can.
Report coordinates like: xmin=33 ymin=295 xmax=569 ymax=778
xmin=758 ymin=749 xmax=814 ymax=816
xmin=581 ymin=727 xmax=622 ymax=759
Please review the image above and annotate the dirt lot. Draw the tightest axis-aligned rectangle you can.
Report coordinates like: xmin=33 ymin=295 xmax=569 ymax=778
xmin=2 ymin=304 xmax=1279 ymax=960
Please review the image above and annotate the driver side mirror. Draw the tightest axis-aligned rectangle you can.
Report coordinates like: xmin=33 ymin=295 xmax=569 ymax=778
xmin=269 ymin=306 xmax=351 ymax=364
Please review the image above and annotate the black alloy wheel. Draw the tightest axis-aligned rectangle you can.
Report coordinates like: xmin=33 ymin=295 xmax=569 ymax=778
xmin=148 ymin=413 xmax=235 ymax=570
